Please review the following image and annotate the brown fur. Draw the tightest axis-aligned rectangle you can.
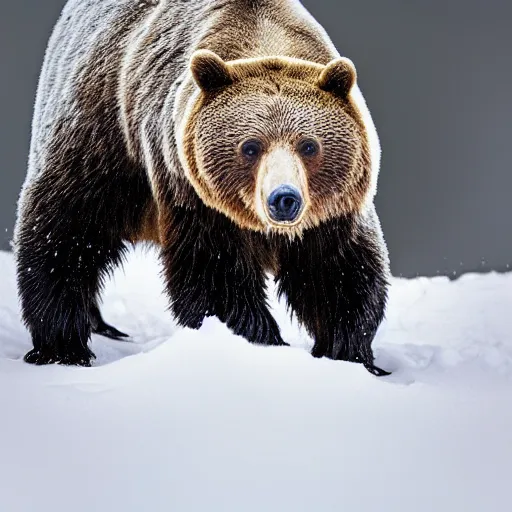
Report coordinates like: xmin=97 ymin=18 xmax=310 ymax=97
xmin=129 ymin=201 xmax=160 ymax=245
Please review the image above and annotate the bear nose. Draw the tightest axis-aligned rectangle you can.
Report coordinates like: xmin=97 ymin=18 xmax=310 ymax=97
xmin=267 ymin=185 xmax=303 ymax=223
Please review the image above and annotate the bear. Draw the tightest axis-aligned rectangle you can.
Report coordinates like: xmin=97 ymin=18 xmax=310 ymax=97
xmin=14 ymin=0 xmax=390 ymax=376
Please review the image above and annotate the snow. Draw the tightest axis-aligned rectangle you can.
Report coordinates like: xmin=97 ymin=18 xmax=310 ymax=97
xmin=0 ymin=247 xmax=511 ymax=512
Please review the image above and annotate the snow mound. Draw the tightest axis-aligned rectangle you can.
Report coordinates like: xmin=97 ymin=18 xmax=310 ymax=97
xmin=0 ymin=248 xmax=511 ymax=512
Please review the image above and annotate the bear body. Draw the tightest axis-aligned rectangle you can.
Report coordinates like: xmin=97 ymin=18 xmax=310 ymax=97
xmin=15 ymin=0 xmax=390 ymax=375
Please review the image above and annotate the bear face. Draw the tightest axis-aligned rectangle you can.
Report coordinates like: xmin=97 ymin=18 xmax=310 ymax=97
xmin=176 ymin=50 xmax=374 ymax=235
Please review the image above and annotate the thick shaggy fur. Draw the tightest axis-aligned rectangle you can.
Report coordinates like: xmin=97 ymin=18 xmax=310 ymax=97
xmin=15 ymin=0 xmax=390 ymax=375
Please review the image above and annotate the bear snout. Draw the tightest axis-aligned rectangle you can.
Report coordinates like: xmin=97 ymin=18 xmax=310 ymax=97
xmin=255 ymin=145 xmax=310 ymax=229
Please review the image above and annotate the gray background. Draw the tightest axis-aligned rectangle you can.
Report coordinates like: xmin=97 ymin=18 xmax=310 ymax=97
xmin=1 ymin=0 xmax=511 ymax=277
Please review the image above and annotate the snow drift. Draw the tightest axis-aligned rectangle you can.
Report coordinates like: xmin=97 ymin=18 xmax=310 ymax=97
xmin=0 ymin=248 xmax=511 ymax=512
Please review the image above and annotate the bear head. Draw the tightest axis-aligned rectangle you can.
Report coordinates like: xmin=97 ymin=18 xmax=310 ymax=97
xmin=175 ymin=50 xmax=380 ymax=235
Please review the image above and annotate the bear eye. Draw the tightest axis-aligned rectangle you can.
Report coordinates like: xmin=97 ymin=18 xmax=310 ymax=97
xmin=241 ymin=139 xmax=263 ymax=161
xmin=298 ymin=138 xmax=320 ymax=158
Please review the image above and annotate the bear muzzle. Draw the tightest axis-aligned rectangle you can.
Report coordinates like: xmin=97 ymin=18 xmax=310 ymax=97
xmin=255 ymin=146 xmax=310 ymax=229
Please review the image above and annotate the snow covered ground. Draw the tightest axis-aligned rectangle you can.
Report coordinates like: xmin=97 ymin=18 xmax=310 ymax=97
xmin=0 ymin=247 xmax=511 ymax=512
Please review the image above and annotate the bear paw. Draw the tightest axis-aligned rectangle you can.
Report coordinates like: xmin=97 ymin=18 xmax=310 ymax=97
xmin=311 ymin=343 xmax=391 ymax=376
xmin=24 ymin=346 xmax=95 ymax=367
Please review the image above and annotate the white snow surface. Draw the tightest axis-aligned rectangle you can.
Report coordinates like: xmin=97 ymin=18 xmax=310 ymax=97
xmin=0 ymin=247 xmax=511 ymax=512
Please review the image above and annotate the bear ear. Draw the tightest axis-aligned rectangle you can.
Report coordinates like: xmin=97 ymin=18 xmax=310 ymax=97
xmin=190 ymin=50 xmax=233 ymax=92
xmin=317 ymin=57 xmax=357 ymax=98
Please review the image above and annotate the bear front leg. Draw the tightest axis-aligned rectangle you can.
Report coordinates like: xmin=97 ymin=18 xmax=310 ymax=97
xmin=276 ymin=215 xmax=390 ymax=376
xmin=160 ymin=205 xmax=286 ymax=347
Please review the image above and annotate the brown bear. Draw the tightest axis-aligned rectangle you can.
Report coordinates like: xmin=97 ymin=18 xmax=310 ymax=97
xmin=14 ymin=0 xmax=390 ymax=376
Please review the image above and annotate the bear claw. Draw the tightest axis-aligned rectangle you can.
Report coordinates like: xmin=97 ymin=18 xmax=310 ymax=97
xmin=266 ymin=338 xmax=289 ymax=347
xmin=92 ymin=323 xmax=130 ymax=341
xmin=363 ymin=363 xmax=392 ymax=377
xmin=90 ymin=304 xmax=130 ymax=341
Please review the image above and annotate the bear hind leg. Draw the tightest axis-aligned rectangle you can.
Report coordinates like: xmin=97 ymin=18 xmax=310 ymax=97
xmin=17 ymin=166 xmax=152 ymax=365
xmin=17 ymin=192 xmax=129 ymax=366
